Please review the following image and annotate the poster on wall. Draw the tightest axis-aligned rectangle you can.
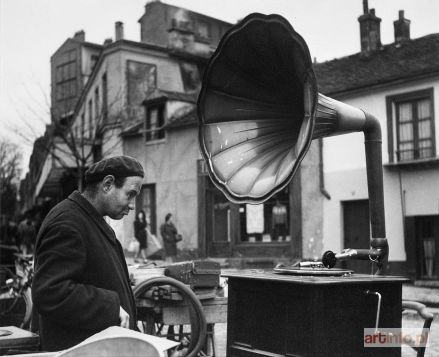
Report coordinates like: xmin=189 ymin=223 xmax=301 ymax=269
xmin=246 ymin=204 xmax=264 ymax=234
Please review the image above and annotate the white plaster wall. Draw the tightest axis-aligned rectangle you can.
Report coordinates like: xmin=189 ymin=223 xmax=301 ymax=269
xmin=81 ymin=46 xmax=101 ymax=84
xmin=400 ymin=168 xmax=439 ymax=216
xmin=323 ymin=168 xmax=368 ymax=254
xmin=124 ymin=125 xmax=201 ymax=250
xmin=301 ymin=141 xmax=324 ymax=259
xmin=324 ymin=77 xmax=439 ymax=172
xmin=322 ymin=76 xmax=439 ymax=262
xmin=323 ymin=167 xmax=406 ymax=261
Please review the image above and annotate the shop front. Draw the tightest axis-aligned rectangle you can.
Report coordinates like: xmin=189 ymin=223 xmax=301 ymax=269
xmin=197 ymin=160 xmax=301 ymax=264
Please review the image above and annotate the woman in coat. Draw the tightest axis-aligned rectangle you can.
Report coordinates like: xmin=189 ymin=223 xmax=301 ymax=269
xmin=133 ymin=210 xmax=148 ymax=263
xmin=160 ymin=213 xmax=180 ymax=263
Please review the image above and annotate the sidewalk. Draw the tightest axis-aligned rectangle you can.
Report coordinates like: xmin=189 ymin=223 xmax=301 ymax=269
xmin=403 ymin=284 xmax=439 ymax=316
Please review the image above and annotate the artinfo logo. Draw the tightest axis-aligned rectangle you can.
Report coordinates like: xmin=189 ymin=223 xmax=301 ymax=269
xmin=364 ymin=328 xmax=429 ymax=348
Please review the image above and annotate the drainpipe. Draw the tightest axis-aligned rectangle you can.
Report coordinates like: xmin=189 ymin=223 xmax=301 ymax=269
xmin=319 ymin=139 xmax=331 ymax=199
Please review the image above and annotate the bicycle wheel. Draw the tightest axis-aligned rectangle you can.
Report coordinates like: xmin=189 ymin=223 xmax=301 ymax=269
xmin=0 ymin=292 xmax=27 ymax=328
xmin=134 ymin=276 xmax=207 ymax=357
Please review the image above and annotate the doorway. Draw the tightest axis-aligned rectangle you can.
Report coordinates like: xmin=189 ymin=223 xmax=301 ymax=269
xmin=415 ymin=216 xmax=439 ymax=279
xmin=205 ymin=184 xmax=233 ymax=257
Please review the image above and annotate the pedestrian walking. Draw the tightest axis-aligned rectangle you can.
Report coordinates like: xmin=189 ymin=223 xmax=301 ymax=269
xmin=160 ymin=213 xmax=181 ymax=263
xmin=32 ymin=155 xmax=144 ymax=351
xmin=133 ymin=210 xmax=149 ymax=263
xmin=17 ymin=216 xmax=36 ymax=255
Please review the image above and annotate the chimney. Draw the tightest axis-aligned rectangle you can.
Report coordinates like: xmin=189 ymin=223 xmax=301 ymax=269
xmin=115 ymin=21 xmax=124 ymax=41
xmin=168 ymin=10 xmax=195 ymax=53
xmin=394 ymin=10 xmax=410 ymax=43
xmin=73 ymin=30 xmax=85 ymax=42
xmin=358 ymin=0 xmax=382 ymax=52
xmin=103 ymin=38 xmax=113 ymax=46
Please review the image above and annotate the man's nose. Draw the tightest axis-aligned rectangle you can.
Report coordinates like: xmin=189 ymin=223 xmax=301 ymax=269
xmin=128 ymin=202 xmax=135 ymax=210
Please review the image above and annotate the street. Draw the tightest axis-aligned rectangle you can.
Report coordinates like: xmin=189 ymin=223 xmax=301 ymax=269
xmin=210 ymin=317 xmax=439 ymax=357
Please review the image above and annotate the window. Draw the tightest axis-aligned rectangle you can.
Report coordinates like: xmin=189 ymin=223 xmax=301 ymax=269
xmin=416 ymin=216 xmax=439 ymax=279
xmin=90 ymin=55 xmax=99 ymax=71
xmin=387 ymin=89 xmax=435 ymax=162
xmin=56 ymin=49 xmax=77 ymax=102
xmin=239 ymin=188 xmax=290 ymax=243
xmin=145 ymin=104 xmax=165 ymax=142
xmin=136 ymin=184 xmax=156 ymax=235
xmin=102 ymin=73 xmax=108 ymax=119
xmin=94 ymin=87 xmax=100 ymax=121
xmin=80 ymin=114 xmax=85 ymax=139
xmin=197 ymin=21 xmax=210 ymax=40
xmin=127 ymin=61 xmax=156 ymax=106
xmin=88 ymin=100 xmax=93 ymax=138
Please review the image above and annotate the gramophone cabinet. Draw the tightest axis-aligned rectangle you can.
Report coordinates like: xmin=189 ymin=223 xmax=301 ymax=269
xmin=224 ymin=271 xmax=408 ymax=357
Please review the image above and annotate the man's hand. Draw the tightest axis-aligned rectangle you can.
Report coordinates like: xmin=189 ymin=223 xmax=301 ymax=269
xmin=119 ymin=306 xmax=130 ymax=329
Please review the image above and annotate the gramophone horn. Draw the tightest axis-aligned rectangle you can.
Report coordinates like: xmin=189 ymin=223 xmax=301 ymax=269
xmin=197 ymin=13 xmax=388 ymax=269
xmin=198 ymin=13 xmax=371 ymax=203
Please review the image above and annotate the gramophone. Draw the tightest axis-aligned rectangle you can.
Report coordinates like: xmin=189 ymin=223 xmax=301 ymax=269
xmin=197 ymin=13 xmax=408 ymax=357
xmin=198 ymin=13 xmax=388 ymax=276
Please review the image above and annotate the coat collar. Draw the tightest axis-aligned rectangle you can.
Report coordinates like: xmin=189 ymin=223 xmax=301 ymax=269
xmin=68 ymin=190 xmax=117 ymax=244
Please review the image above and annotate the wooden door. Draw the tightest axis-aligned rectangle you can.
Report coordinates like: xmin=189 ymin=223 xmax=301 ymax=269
xmin=206 ymin=183 xmax=232 ymax=257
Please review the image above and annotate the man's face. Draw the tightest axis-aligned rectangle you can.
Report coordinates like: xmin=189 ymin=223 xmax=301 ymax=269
xmin=105 ymin=176 xmax=143 ymax=220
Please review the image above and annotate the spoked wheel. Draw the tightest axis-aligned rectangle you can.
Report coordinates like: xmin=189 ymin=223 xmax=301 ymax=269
xmin=133 ymin=276 xmax=207 ymax=357
xmin=0 ymin=269 xmax=32 ymax=330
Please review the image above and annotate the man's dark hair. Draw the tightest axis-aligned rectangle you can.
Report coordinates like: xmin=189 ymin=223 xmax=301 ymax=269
xmin=83 ymin=176 xmax=126 ymax=198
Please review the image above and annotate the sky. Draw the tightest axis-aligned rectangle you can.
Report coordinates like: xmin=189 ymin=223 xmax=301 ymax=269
xmin=1 ymin=0 xmax=439 ymax=176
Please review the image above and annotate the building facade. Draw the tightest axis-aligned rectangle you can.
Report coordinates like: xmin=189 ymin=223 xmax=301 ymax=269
xmin=314 ymin=4 xmax=439 ymax=279
xmin=24 ymin=1 xmax=439 ymax=276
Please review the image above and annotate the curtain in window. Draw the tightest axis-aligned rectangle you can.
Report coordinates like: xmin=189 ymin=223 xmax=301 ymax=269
xmin=149 ymin=109 xmax=158 ymax=140
xmin=398 ymin=102 xmax=414 ymax=161
xmin=397 ymin=98 xmax=433 ymax=161
xmin=417 ymin=99 xmax=432 ymax=158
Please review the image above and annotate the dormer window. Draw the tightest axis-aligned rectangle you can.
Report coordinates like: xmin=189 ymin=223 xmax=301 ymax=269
xmin=145 ymin=104 xmax=165 ymax=142
xmin=197 ymin=21 xmax=210 ymax=40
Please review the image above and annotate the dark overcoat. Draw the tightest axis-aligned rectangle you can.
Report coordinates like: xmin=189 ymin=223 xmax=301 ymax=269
xmin=32 ymin=191 xmax=137 ymax=351
xmin=133 ymin=220 xmax=147 ymax=249
xmin=160 ymin=222 xmax=178 ymax=257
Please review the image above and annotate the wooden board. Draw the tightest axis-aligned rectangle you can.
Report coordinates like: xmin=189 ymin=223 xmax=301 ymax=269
xmin=137 ymin=297 xmax=228 ymax=325
xmin=0 ymin=325 xmax=39 ymax=353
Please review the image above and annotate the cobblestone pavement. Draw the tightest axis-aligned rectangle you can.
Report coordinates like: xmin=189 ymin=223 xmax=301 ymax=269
xmin=211 ymin=316 xmax=439 ymax=357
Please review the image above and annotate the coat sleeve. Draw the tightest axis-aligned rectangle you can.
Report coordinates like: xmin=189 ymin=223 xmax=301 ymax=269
xmin=32 ymin=220 xmax=120 ymax=331
xmin=161 ymin=225 xmax=175 ymax=243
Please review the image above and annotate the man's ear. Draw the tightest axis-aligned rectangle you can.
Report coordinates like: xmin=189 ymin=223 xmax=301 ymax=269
xmin=101 ymin=175 xmax=116 ymax=193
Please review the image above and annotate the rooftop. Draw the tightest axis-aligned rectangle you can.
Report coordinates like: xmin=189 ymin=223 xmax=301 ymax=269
xmin=314 ymin=33 xmax=439 ymax=97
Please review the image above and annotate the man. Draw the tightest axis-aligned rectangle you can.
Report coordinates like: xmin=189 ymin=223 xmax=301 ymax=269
xmin=32 ymin=156 xmax=144 ymax=351
xmin=17 ymin=216 xmax=36 ymax=254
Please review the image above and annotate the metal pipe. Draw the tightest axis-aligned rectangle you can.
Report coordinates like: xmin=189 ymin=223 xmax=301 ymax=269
xmin=365 ymin=289 xmax=382 ymax=333
xmin=363 ymin=112 xmax=389 ymax=274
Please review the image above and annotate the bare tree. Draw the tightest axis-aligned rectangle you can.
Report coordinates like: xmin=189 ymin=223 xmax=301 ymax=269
xmin=14 ymin=89 xmax=129 ymax=194
xmin=0 ymin=137 xmax=22 ymax=220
